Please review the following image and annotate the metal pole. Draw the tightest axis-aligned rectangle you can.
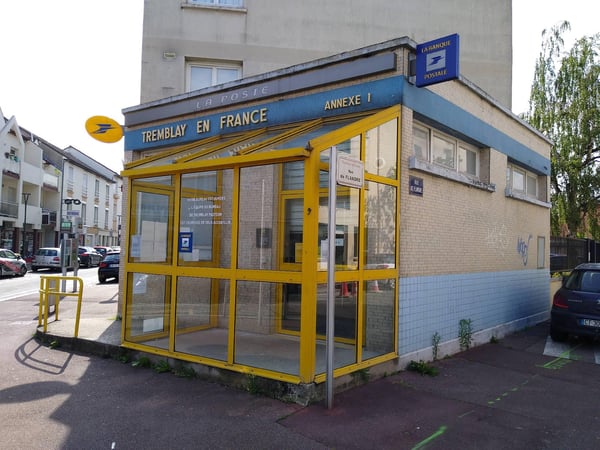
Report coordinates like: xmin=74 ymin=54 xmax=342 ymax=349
xmin=60 ymin=158 xmax=67 ymax=292
xmin=22 ymin=193 xmax=30 ymax=257
xmin=326 ymin=146 xmax=337 ymax=409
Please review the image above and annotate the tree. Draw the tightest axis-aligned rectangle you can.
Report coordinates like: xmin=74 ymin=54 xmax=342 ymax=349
xmin=526 ymin=21 xmax=600 ymax=238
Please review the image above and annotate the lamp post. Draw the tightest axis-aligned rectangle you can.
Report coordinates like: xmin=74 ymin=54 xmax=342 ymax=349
xmin=22 ymin=192 xmax=31 ymax=257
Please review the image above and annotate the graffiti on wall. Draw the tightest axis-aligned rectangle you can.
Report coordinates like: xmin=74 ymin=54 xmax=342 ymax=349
xmin=517 ymin=234 xmax=532 ymax=266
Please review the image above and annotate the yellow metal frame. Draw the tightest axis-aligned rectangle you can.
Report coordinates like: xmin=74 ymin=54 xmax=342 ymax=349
xmin=38 ymin=275 xmax=84 ymax=336
xmin=120 ymin=106 xmax=401 ymax=384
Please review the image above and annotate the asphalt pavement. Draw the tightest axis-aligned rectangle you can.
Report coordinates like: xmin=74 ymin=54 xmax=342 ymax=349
xmin=35 ymin=283 xmax=600 ymax=449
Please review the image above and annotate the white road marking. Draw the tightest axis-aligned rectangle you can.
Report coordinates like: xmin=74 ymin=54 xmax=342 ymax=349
xmin=543 ymin=336 xmax=600 ymax=364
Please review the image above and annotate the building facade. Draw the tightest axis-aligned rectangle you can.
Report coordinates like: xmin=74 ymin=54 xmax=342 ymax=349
xmin=140 ymin=0 xmax=513 ymax=108
xmin=0 ymin=108 xmax=122 ymax=258
xmin=119 ymin=37 xmax=550 ymax=399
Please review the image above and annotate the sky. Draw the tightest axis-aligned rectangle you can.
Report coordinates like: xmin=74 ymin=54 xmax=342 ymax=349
xmin=0 ymin=1 xmax=598 ymax=174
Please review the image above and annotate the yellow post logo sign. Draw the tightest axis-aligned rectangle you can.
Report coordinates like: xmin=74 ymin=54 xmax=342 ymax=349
xmin=85 ymin=116 xmax=123 ymax=143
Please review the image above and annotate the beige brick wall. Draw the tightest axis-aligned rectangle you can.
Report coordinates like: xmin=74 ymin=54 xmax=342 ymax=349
xmin=399 ymin=91 xmax=550 ymax=278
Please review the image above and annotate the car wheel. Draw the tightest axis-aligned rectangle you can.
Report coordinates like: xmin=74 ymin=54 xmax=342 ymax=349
xmin=17 ymin=265 xmax=27 ymax=277
xmin=99 ymin=275 xmax=106 ymax=283
xmin=32 ymin=266 xmax=38 ymax=272
xmin=550 ymin=326 xmax=568 ymax=342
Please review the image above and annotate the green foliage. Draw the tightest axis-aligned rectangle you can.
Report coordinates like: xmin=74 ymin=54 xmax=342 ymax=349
xmin=351 ymin=368 xmax=371 ymax=383
xmin=458 ymin=319 xmax=473 ymax=351
xmin=526 ymin=21 xmax=600 ymax=238
xmin=245 ymin=374 xmax=261 ymax=395
xmin=432 ymin=332 xmax=441 ymax=361
xmin=131 ymin=356 xmax=152 ymax=368
xmin=407 ymin=360 xmax=438 ymax=376
xmin=173 ymin=365 xmax=197 ymax=379
xmin=153 ymin=360 xmax=171 ymax=373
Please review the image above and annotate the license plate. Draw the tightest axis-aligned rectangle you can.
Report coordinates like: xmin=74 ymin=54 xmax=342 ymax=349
xmin=110 ymin=264 xmax=119 ymax=268
xmin=580 ymin=318 xmax=600 ymax=328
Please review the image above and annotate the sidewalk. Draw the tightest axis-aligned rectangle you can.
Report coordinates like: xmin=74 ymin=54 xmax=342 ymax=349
xmin=36 ymin=285 xmax=600 ymax=449
xmin=36 ymin=281 xmax=121 ymax=356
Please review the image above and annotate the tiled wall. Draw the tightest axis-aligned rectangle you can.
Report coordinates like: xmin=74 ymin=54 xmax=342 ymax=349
xmin=398 ymin=269 xmax=550 ymax=354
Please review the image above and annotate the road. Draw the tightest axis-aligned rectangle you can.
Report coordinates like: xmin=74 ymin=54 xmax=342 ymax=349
xmin=0 ymin=266 xmax=101 ymax=303
xmin=2 ymin=269 xmax=600 ymax=449
xmin=0 ymin=271 xmax=320 ymax=450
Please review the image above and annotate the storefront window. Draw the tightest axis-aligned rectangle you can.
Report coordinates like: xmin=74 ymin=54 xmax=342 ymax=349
xmin=126 ymin=273 xmax=170 ymax=346
xmin=365 ymin=118 xmax=398 ymax=179
xmin=179 ymin=170 xmax=232 ymax=267
xmin=318 ymin=188 xmax=360 ymax=271
xmin=238 ymin=165 xmax=280 ymax=270
xmin=315 ymin=282 xmax=357 ymax=374
xmin=130 ymin=177 xmax=173 ymax=263
xmin=365 ymin=181 xmax=396 ymax=267
xmin=174 ymin=276 xmax=229 ymax=362
xmin=234 ymin=281 xmax=300 ymax=376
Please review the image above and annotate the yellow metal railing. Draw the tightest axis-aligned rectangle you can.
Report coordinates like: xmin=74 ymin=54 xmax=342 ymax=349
xmin=38 ymin=276 xmax=84 ymax=337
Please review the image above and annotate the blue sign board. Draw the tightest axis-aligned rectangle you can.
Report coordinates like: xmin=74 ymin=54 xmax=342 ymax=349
xmin=409 ymin=176 xmax=423 ymax=196
xmin=179 ymin=232 xmax=193 ymax=253
xmin=124 ymin=76 xmax=404 ymax=151
xmin=415 ymin=34 xmax=460 ymax=88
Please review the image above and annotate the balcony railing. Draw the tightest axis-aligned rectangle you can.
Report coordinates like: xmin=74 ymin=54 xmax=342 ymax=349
xmin=0 ymin=201 xmax=18 ymax=218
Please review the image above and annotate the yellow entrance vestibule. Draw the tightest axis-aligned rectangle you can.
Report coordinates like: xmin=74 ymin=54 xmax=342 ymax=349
xmin=121 ymin=106 xmax=400 ymax=385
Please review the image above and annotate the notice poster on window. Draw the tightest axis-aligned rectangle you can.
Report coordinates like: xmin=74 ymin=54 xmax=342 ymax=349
xmin=141 ymin=220 xmax=167 ymax=261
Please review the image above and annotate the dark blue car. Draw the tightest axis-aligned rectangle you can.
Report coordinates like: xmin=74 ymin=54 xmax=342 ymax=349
xmin=551 ymin=263 xmax=600 ymax=341
xmin=98 ymin=252 xmax=120 ymax=283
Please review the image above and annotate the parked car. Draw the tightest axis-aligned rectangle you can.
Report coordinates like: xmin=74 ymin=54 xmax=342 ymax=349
xmin=32 ymin=247 xmax=64 ymax=272
xmin=0 ymin=249 xmax=27 ymax=277
xmin=551 ymin=263 xmax=600 ymax=342
xmin=78 ymin=247 xmax=103 ymax=268
xmin=98 ymin=251 xmax=120 ymax=283
xmin=93 ymin=246 xmax=112 ymax=259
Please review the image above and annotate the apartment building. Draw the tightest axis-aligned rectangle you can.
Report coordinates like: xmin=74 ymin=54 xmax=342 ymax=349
xmin=140 ymin=0 xmax=513 ymax=107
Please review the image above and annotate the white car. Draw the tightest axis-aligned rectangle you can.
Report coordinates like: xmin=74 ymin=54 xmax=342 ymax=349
xmin=0 ymin=249 xmax=27 ymax=277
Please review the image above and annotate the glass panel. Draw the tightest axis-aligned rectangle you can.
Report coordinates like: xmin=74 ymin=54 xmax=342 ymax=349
xmin=182 ymin=171 xmax=218 ymax=192
xmin=126 ymin=273 xmax=170 ymax=349
xmin=363 ymin=279 xmax=395 ymax=359
xmin=281 ymin=283 xmax=301 ymax=332
xmin=318 ymin=189 xmax=359 ymax=271
xmin=174 ymin=277 xmax=229 ymax=362
xmin=512 ymin=168 xmax=525 ymax=192
xmin=459 ymin=146 xmax=477 ymax=176
xmin=365 ymin=181 xmax=397 ymax=267
xmin=283 ymin=198 xmax=303 ymax=264
xmin=189 ymin=129 xmax=282 ymax=160
xmin=315 ymin=283 xmax=357 ymax=375
xmin=136 ymin=135 xmax=250 ymax=168
xmin=238 ymin=165 xmax=281 ymax=270
xmin=365 ymin=118 xmax=397 ymax=179
xmin=266 ymin=119 xmax=355 ymax=152
xmin=413 ymin=126 xmax=429 ymax=161
xmin=235 ymin=281 xmax=300 ymax=376
xmin=179 ymin=170 xmax=232 ymax=267
xmin=527 ymin=174 xmax=537 ymax=197
xmin=130 ymin=185 xmax=172 ymax=263
xmin=216 ymin=67 xmax=239 ymax=85
xmin=432 ymin=134 xmax=456 ymax=169
xmin=282 ymin=161 xmax=304 ymax=191
xmin=320 ymin=135 xmax=361 ymax=163
xmin=190 ymin=67 xmax=212 ymax=91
